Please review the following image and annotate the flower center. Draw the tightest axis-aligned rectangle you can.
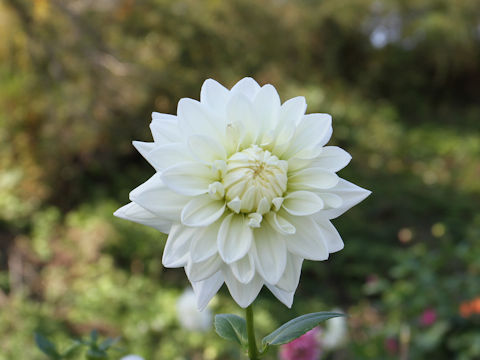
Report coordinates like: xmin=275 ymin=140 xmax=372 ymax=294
xmin=222 ymin=145 xmax=288 ymax=214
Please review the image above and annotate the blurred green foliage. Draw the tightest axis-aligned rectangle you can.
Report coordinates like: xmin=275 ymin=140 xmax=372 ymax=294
xmin=0 ymin=0 xmax=479 ymax=359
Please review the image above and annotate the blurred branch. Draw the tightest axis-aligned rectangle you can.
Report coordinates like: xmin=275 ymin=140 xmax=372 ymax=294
xmin=49 ymin=0 xmax=134 ymax=76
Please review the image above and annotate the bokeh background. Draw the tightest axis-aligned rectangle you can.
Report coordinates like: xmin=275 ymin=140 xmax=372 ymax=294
xmin=1 ymin=0 xmax=479 ymax=359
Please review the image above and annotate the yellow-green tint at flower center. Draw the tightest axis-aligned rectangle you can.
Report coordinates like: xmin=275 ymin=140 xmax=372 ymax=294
xmin=222 ymin=145 xmax=288 ymax=214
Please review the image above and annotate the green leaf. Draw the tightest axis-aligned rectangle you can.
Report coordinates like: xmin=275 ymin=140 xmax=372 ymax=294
xmin=34 ymin=333 xmax=61 ymax=359
xmin=98 ymin=337 xmax=119 ymax=351
xmin=214 ymin=314 xmax=248 ymax=346
xmin=262 ymin=312 xmax=345 ymax=346
xmin=90 ymin=329 xmax=99 ymax=344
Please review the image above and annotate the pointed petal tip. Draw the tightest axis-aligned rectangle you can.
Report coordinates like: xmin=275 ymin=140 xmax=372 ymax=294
xmin=358 ymin=187 xmax=373 ymax=202
xmin=267 ymin=285 xmax=295 ymax=308
xmin=113 ymin=207 xmax=124 ymax=218
xmin=202 ymin=78 xmax=224 ymax=88
xmin=237 ymin=76 xmax=258 ymax=84
xmin=191 ymin=272 xmax=224 ymax=310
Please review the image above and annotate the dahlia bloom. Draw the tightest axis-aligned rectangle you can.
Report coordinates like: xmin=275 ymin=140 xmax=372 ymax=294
xmin=279 ymin=327 xmax=321 ymax=360
xmin=115 ymin=78 xmax=370 ymax=309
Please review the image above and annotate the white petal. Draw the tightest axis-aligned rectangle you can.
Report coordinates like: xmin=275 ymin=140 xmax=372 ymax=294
xmin=129 ymin=173 xmax=189 ymax=221
xmin=223 ymin=269 xmax=263 ymax=308
xmin=152 ymin=112 xmax=176 ymax=122
xmin=150 ymin=113 xmax=181 ymax=144
xmin=293 ymin=144 xmax=324 ymax=160
xmin=280 ymin=96 xmax=306 ymax=125
xmin=240 ymin=187 xmax=259 ymax=213
xmin=227 ymin=197 xmax=241 ymax=213
xmin=181 ymin=195 xmax=225 ymax=227
xmin=217 ymin=214 xmax=253 ymax=264
xmin=132 ymin=141 xmax=155 ymax=160
xmin=200 ymin=79 xmax=229 ymax=113
xmin=288 ymin=168 xmax=339 ymax=190
xmin=286 ymin=157 xmax=312 ymax=173
xmin=272 ymin=197 xmax=284 ymax=211
xmin=318 ymin=193 xmax=343 ymax=208
xmin=316 ymin=219 xmax=344 ymax=253
xmin=189 ymin=220 xmax=221 ymax=262
xmin=257 ymin=197 xmax=270 ymax=215
xmin=311 ymin=146 xmax=352 ymax=172
xmin=114 ymin=202 xmax=172 ymax=233
xmin=283 ymin=113 xmax=332 ymax=158
xmin=275 ymin=254 xmax=303 ymax=292
xmin=191 ymin=272 xmax=224 ymax=310
xmin=162 ymin=224 xmax=195 ymax=267
xmin=253 ymin=85 xmax=281 ymax=143
xmin=226 ymin=93 xmax=257 ymax=146
xmin=270 ymin=97 xmax=305 ymax=153
xmin=315 ymin=179 xmax=371 ymax=219
xmin=188 ymin=135 xmax=227 ymax=163
xmin=145 ymin=143 xmax=192 ymax=171
xmin=208 ymin=182 xmax=225 ymax=200
xmin=177 ymin=98 xmax=221 ymax=138
xmin=265 ymin=212 xmax=296 ymax=235
xmin=302 ymin=113 xmax=334 ymax=146
xmin=266 ymin=285 xmax=295 ymax=308
xmin=253 ymin=223 xmax=287 ymax=284
xmin=282 ymin=191 xmax=324 ymax=216
xmin=230 ymin=254 xmax=255 ymax=284
xmin=161 ymin=162 xmax=217 ymax=196
xmin=186 ymin=254 xmax=223 ymax=282
xmin=284 ymin=215 xmax=329 ymax=261
xmin=248 ymin=213 xmax=263 ymax=228
xmin=230 ymin=77 xmax=261 ymax=100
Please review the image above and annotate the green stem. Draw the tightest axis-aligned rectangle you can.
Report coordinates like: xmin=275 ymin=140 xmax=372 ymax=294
xmin=245 ymin=305 xmax=259 ymax=360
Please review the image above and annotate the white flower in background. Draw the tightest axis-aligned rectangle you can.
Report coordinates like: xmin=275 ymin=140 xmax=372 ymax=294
xmin=115 ymin=78 xmax=370 ymax=309
xmin=176 ymin=288 xmax=212 ymax=331
xmin=321 ymin=309 xmax=348 ymax=350
xmin=120 ymin=355 xmax=144 ymax=360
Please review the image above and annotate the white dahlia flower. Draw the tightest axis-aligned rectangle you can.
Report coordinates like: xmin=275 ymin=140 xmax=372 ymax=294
xmin=115 ymin=78 xmax=370 ymax=309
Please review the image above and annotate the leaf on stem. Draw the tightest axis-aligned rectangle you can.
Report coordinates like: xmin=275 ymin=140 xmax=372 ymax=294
xmin=262 ymin=311 xmax=345 ymax=347
xmin=90 ymin=329 xmax=99 ymax=344
xmin=34 ymin=333 xmax=61 ymax=359
xmin=214 ymin=314 xmax=248 ymax=346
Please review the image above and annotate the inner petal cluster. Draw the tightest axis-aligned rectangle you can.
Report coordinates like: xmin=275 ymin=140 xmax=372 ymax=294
xmin=222 ymin=145 xmax=288 ymax=214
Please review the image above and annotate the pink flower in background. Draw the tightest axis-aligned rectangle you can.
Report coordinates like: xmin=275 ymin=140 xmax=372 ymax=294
xmin=419 ymin=308 xmax=437 ymax=326
xmin=279 ymin=327 xmax=321 ymax=360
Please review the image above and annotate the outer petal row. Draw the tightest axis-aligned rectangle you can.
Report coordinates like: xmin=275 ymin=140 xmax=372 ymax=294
xmin=314 ymin=179 xmax=372 ymax=220
xmin=113 ymin=202 xmax=172 ymax=233
xmin=129 ymin=173 xmax=189 ymax=221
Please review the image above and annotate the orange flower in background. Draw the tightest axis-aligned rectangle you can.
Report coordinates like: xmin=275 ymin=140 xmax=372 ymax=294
xmin=459 ymin=297 xmax=480 ymax=318
xmin=472 ymin=298 xmax=480 ymax=313
xmin=459 ymin=302 xmax=471 ymax=318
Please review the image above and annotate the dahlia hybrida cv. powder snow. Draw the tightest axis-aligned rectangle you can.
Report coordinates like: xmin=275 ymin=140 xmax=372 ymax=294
xmin=115 ymin=78 xmax=370 ymax=310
